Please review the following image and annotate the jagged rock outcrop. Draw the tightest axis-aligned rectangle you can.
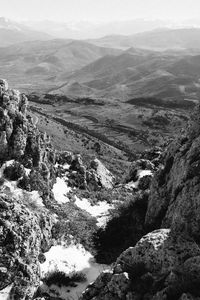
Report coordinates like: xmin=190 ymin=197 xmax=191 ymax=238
xmin=90 ymin=158 xmax=114 ymax=189
xmin=0 ymin=79 xmax=56 ymax=199
xmin=63 ymin=154 xmax=115 ymax=190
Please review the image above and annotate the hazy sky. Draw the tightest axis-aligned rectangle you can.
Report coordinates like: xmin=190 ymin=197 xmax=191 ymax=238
xmin=1 ymin=0 xmax=200 ymax=22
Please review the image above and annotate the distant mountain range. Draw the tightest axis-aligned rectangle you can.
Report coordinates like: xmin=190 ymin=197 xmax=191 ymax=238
xmin=51 ymin=47 xmax=200 ymax=101
xmin=0 ymin=38 xmax=121 ymax=91
xmin=1 ymin=23 xmax=200 ymax=100
xmin=89 ymin=28 xmax=200 ymax=50
xmin=24 ymin=19 xmax=174 ymax=39
xmin=0 ymin=17 xmax=51 ymax=46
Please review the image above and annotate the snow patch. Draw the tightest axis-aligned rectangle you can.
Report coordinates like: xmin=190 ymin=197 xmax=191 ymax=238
xmin=40 ymin=243 xmax=110 ymax=300
xmin=0 ymin=162 xmax=44 ymax=207
xmin=74 ymin=196 xmax=112 ymax=226
xmin=54 ymin=163 xmax=70 ymax=170
xmin=52 ymin=177 xmax=71 ymax=204
xmin=24 ymin=168 xmax=31 ymax=176
xmin=63 ymin=163 xmax=70 ymax=170
xmin=126 ymin=169 xmax=153 ymax=189
xmin=138 ymin=169 xmax=153 ymax=178
xmin=0 ymin=284 xmax=13 ymax=300
xmin=40 ymin=243 xmax=92 ymax=276
xmin=1 ymin=180 xmax=44 ymax=207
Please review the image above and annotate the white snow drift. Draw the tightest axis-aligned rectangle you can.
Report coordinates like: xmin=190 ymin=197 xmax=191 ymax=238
xmin=52 ymin=177 xmax=71 ymax=204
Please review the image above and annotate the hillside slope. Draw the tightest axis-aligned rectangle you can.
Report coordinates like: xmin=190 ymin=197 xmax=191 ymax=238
xmin=0 ymin=39 xmax=122 ymax=92
xmin=52 ymin=48 xmax=200 ymax=101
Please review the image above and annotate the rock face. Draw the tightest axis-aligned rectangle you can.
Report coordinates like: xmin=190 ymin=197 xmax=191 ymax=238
xmin=145 ymin=104 xmax=200 ymax=241
xmin=0 ymin=80 xmax=56 ymax=299
xmin=0 ymin=79 xmax=56 ymax=198
xmin=81 ymin=229 xmax=200 ymax=300
xmin=67 ymin=154 xmax=115 ymax=191
xmin=90 ymin=158 xmax=114 ymax=189
xmin=0 ymin=193 xmax=54 ymax=300
xmin=81 ymin=105 xmax=200 ymax=299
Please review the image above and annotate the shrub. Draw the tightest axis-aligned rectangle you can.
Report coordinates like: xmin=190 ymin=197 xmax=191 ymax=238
xmin=42 ymin=270 xmax=86 ymax=287
xmin=3 ymin=162 xmax=25 ymax=181
xmin=18 ymin=170 xmax=49 ymax=198
xmin=138 ymin=175 xmax=152 ymax=190
xmin=0 ymin=177 xmax=5 ymax=186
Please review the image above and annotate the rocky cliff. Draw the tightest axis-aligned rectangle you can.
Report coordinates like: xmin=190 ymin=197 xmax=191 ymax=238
xmin=0 ymin=79 xmax=57 ymax=299
xmin=81 ymin=105 xmax=200 ymax=299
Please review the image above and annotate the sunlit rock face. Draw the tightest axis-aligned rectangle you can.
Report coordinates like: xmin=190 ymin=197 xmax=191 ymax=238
xmin=0 ymin=80 xmax=56 ymax=299
xmin=0 ymin=79 xmax=56 ymax=199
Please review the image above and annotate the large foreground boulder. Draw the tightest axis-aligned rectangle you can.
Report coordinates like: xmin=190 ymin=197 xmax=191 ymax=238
xmin=81 ymin=229 xmax=200 ymax=300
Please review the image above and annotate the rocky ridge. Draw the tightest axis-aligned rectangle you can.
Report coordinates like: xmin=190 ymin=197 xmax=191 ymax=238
xmin=0 ymin=79 xmax=118 ymax=299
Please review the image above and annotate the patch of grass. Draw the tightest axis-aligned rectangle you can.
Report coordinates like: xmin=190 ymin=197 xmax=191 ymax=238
xmin=51 ymin=202 xmax=97 ymax=253
xmin=42 ymin=270 xmax=86 ymax=287
xmin=75 ymin=187 xmax=134 ymax=206
xmin=0 ymin=177 xmax=5 ymax=186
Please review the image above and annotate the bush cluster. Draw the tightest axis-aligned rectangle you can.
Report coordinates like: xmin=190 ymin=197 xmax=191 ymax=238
xmin=42 ymin=270 xmax=86 ymax=288
xmin=3 ymin=161 xmax=25 ymax=181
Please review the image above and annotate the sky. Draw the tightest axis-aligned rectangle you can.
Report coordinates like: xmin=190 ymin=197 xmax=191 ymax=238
xmin=1 ymin=0 xmax=200 ymax=23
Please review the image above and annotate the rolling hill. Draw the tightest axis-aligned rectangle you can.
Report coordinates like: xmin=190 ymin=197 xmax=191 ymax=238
xmin=0 ymin=39 xmax=122 ymax=92
xmin=50 ymin=47 xmax=200 ymax=101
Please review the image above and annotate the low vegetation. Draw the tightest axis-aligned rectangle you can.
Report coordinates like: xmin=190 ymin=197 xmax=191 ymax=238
xmin=42 ymin=270 xmax=87 ymax=287
xmin=127 ymin=97 xmax=195 ymax=110
xmin=4 ymin=162 xmax=25 ymax=181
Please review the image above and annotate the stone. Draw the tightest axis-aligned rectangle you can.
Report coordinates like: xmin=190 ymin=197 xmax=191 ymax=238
xmin=90 ymin=158 xmax=114 ymax=189
xmin=0 ymin=193 xmax=54 ymax=299
xmin=125 ymin=159 xmax=154 ymax=184
xmin=0 ymin=79 xmax=8 ymax=92
xmin=81 ymin=229 xmax=200 ymax=300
